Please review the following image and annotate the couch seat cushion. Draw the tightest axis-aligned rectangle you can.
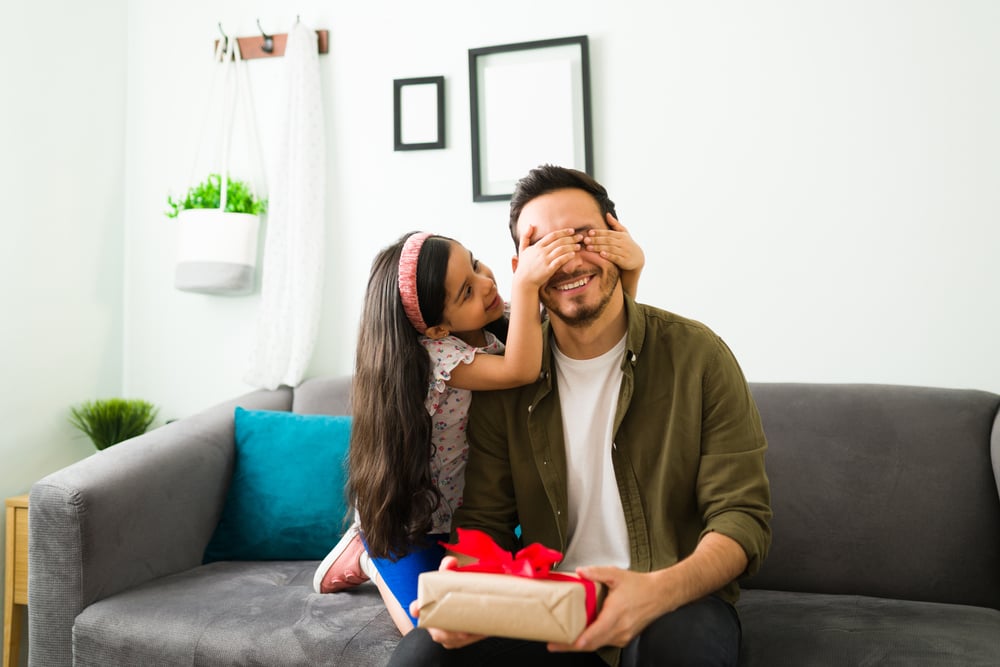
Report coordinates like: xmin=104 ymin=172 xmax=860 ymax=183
xmin=737 ymin=589 xmax=1000 ymax=666
xmin=73 ymin=561 xmax=399 ymax=666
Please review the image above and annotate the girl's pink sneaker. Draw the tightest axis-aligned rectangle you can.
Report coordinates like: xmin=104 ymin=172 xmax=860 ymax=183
xmin=313 ymin=524 xmax=369 ymax=593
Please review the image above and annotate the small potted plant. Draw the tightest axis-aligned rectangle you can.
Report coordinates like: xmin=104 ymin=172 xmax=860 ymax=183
xmin=165 ymin=173 xmax=267 ymax=219
xmin=167 ymin=173 xmax=268 ymax=295
xmin=68 ymin=398 xmax=160 ymax=451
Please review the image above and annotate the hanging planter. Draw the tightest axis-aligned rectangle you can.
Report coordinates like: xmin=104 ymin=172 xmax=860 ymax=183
xmin=174 ymin=209 xmax=260 ymax=295
xmin=167 ymin=34 xmax=268 ymax=296
xmin=167 ymin=173 xmax=267 ymax=295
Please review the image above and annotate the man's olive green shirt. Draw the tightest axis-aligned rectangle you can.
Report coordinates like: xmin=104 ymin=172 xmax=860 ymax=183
xmin=455 ymin=296 xmax=772 ymax=607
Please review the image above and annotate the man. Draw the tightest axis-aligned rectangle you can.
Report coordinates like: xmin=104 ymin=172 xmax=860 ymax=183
xmin=391 ymin=165 xmax=771 ymax=666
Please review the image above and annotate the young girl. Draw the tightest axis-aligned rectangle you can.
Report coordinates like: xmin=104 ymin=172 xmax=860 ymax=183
xmin=315 ymin=220 xmax=643 ymax=634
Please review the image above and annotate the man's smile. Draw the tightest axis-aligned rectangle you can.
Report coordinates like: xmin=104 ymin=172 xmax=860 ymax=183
xmin=552 ymin=275 xmax=592 ymax=292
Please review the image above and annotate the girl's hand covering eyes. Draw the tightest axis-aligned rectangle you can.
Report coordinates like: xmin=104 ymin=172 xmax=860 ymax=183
xmin=514 ymin=225 xmax=580 ymax=288
xmin=582 ymin=214 xmax=644 ymax=273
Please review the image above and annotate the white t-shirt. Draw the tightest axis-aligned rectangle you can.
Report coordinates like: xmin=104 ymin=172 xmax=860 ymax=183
xmin=552 ymin=334 xmax=631 ymax=572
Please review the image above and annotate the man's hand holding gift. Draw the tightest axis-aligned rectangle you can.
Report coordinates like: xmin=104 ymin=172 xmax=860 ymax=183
xmin=549 ymin=565 xmax=665 ymax=652
xmin=553 ymin=530 xmax=752 ymax=652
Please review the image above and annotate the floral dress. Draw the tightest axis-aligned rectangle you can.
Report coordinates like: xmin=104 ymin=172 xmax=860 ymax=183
xmin=419 ymin=331 xmax=505 ymax=533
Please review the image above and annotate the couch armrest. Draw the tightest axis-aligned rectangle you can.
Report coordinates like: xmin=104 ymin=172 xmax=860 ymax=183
xmin=27 ymin=387 xmax=292 ymax=667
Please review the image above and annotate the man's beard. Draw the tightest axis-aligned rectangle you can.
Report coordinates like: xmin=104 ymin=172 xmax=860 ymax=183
xmin=541 ymin=263 xmax=621 ymax=328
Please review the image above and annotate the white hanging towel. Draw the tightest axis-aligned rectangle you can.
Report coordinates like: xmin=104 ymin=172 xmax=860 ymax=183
xmin=245 ymin=22 xmax=326 ymax=389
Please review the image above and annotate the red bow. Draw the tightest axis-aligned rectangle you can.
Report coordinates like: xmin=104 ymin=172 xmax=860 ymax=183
xmin=442 ymin=528 xmax=599 ymax=625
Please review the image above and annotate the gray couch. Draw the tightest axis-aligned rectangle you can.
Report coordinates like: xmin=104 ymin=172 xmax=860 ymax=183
xmin=29 ymin=377 xmax=1000 ymax=666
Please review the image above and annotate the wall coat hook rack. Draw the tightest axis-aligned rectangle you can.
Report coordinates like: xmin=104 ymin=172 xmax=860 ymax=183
xmin=214 ymin=20 xmax=329 ymax=60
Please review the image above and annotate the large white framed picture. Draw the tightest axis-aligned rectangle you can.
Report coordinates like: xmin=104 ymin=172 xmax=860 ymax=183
xmin=468 ymin=36 xmax=593 ymax=202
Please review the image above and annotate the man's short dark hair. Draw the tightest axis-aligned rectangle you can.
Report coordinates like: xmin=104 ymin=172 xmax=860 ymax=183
xmin=507 ymin=164 xmax=617 ymax=247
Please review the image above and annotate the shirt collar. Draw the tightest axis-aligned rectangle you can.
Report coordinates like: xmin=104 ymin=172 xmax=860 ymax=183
xmin=538 ymin=293 xmax=646 ymax=383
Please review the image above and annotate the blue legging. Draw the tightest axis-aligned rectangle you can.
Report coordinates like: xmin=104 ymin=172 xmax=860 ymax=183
xmin=368 ymin=533 xmax=448 ymax=627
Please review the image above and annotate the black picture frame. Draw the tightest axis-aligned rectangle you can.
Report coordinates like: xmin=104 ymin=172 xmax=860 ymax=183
xmin=394 ymin=76 xmax=445 ymax=151
xmin=468 ymin=35 xmax=592 ymax=202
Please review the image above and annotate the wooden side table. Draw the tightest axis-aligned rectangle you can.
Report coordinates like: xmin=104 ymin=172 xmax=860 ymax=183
xmin=3 ymin=494 xmax=28 ymax=667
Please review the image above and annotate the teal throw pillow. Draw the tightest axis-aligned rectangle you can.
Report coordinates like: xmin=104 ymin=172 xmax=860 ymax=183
xmin=203 ymin=408 xmax=351 ymax=562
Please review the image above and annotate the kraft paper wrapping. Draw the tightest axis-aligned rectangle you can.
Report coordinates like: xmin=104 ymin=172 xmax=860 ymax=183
xmin=417 ymin=570 xmax=595 ymax=644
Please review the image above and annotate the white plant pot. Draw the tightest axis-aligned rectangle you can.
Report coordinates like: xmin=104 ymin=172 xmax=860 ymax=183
xmin=174 ymin=209 xmax=261 ymax=295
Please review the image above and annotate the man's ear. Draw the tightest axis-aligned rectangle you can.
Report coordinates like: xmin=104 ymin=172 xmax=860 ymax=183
xmin=425 ymin=324 xmax=450 ymax=340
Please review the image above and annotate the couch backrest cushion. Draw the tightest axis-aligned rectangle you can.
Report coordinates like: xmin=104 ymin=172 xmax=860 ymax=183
xmin=293 ymin=375 xmax=352 ymax=415
xmin=743 ymin=383 xmax=1000 ymax=609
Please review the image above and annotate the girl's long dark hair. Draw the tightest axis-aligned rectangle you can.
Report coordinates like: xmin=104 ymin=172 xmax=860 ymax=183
xmin=349 ymin=232 xmax=448 ymax=560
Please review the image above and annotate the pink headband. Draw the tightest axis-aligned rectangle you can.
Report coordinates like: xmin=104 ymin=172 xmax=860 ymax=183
xmin=397 ymin=232 xmax=432 ymax=333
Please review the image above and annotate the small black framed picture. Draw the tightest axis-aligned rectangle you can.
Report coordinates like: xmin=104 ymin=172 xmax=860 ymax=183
xmin=468 ymin=35 xmax=592 ymax=201
xmin=394 ymin=76 xmax=445 ymax=151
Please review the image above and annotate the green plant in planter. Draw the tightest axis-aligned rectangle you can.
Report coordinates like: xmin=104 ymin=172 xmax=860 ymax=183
xmin=165 ymin=173 xmax=267 ymax=218
xmin=68 ymin=398 xmax=160 ymax=450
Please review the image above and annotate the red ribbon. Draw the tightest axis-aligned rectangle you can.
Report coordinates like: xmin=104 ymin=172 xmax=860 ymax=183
xmin=441 ymin=528 xmax=599 ymax=626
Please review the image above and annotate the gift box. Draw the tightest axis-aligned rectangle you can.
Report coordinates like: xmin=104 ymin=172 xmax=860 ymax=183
xmin=417 ymin=569 xmax=595 ymax=643
xmin=416 ymin=529 xmax=602 ymax=644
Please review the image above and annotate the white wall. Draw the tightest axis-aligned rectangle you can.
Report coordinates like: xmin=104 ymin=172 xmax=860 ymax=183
xmin=123 ymin=1 xmax=1000 ymax=423
xmin=0 ymin=0 xmax=127 ymax=659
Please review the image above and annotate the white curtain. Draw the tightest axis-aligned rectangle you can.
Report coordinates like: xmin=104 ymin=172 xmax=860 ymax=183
xmin=245 ymin=22 xmax=326 ymax=389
